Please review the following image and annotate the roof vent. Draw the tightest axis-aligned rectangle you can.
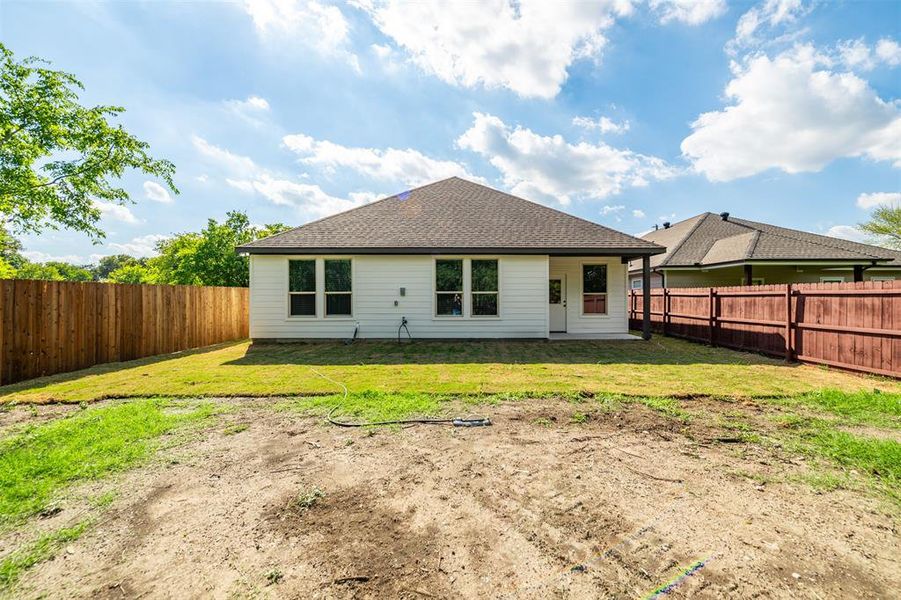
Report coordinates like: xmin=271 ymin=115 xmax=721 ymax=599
xmin=662 ymin=222 xmax=671 ymax=229
xmin=720 ymin=212 xmax=729 ymax=221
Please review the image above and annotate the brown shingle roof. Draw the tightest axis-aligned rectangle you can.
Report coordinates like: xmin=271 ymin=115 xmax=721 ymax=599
xmin=238 ymin=177 xmax=664 ymax=256
xmin=629 ymin=212 xmax=901 ymax=272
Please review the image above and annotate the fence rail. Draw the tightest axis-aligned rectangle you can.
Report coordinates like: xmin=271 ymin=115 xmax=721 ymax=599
xmin=630 ymin=280 xmax=900 ymax=378
xmin=0 ymin=279 xmax=249 ymax=386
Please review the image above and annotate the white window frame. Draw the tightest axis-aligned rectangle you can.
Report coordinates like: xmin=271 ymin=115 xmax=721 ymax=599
xmin=470 ymin=258 xmax=501 ymax=319
xmin=631 ymin=278 xmax=643 ymax=290
xmin=870 ymin=276 xmax=895 ymax=281
xmin=324 ymin=258 xmax=353 ymax=318
xmin=820 ymin=276 xmax=845 ymax=283
xmin=580 ymin=261 xmax=609 ymax=317
xmin=286 ymin=259 xmax=317 ymax=319
xmin=433 ymin=257 xmax=465 ymax=319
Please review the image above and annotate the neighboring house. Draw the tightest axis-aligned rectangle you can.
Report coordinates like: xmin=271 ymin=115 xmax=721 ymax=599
xmin=628 ymin=212 xmax=901 ymax=289
xmin=237 ymin=177 xmax=664 ymax=340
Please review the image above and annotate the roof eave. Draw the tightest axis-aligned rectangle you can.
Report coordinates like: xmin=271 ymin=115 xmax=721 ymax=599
xmin=627 ymin=257 xmax=894 ymax=273
xmin=236 ymin=246 xmax=666 ymax=257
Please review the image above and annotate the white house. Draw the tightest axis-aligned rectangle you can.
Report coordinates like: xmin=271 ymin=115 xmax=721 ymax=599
xmin=237 ymin=178 xmax=664 ymax=341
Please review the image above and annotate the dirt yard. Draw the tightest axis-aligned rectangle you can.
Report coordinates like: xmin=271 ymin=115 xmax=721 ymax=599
xmin=6 ymin=398 xmax=899 ymax=599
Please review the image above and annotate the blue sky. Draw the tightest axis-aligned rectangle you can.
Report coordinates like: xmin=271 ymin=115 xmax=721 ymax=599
xmin=3 ymin=0 xmax=900 ymax=263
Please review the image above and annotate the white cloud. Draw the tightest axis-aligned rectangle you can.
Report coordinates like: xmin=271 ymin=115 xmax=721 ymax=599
xmin=94 ymin=201 xmax=140 ymax=224
xmin=857 ymin=192 xmax=901 ymax=210
xmin=838 ymin=39 xmax=874 ymax=71
xmin=195 ymin=174 xmax=209 ymax=183
xmin=837 ymin=38 xmax=901 ymax=71
xmin=143 ymin=181 xmax=173 ymax=204
xmin=632 ymin=209 xmax=646 ymax=218
xmin=224 ymin=95 xmax=271 ymax=124
xmin=355 ymin=0 xmax=634 ymax=98
xmin=600 ymin=205 xmax=625 ymax=215
xmin=21 ymin=250 xmax=87 ymax=264
xmin=457 ymin=112 xmax=676 ymax=205
xmin=827 ymin=225 xmax=868 ymax=243
xmin=876 ymin=39 xmax=901 ymax=66
xmin=650 ymin=0 xmax=726 ymax=25
xmin=681 ymin=45 xmax=901 ymax=182
xmin=730 ymin=0 xmax=807 ymax=51
xmin=192 ymin=135 xmax=260 ymax=178
xmin=572 ymin=115 xmax=630 ymax=135
xmin=242 ymin=0 xmax=359 ymax=71
xmin=108 ymin=234 xmax=171 ymax=258
xmin=226 ymin=175 xmax=368 ymax=217
xmin=192 ymin=136 xmax=374 ymax=219
xmin=282 ymin=133 xmax=480 ymax=186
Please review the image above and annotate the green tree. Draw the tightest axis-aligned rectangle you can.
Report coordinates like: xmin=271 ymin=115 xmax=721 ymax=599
xmin=92 ymin=253 xmax=140 ymax=280
xmin=152 ymin=211 xmax=288 ymax=287
xmin=0 ymin=43 xmax=176 ymax=239
xmin=859 ymin=204 xmax=901 ymax=250
xmin=107 ymin=262 xmax=155 ymax=284
xmin=0 ymin=223 xmax=24 ymax=268
xmin=15 ymin=260 xmax=92 ymax=281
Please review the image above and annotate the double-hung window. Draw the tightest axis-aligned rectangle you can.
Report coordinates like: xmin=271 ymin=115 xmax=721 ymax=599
xmin=582 ymin=264 xmax=608 ymax=315
xmin=288 ymin=260 xmax=316 ymax=316
xmin=435 ymin=259 xmax=463 ymax=316
xmin=471 ymin=259 xmax=499 ymax=317
xmin=325 ymin=259 xmax=352 ymax=316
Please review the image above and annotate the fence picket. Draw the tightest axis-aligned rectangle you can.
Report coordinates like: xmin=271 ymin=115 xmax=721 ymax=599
xmin=0 ymin=280 xmax=249 ymax=385
xmin=631 ymin=281 xmax=901 ymax=378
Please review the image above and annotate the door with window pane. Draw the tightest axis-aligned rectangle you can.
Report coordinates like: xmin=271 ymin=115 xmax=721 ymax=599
xmin=549 ymin=275 xmax=566 ymax=332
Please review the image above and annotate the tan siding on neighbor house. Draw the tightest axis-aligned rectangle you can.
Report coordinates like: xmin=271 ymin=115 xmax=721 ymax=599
xmin=660 ymin=265 xmax=897 ymax=288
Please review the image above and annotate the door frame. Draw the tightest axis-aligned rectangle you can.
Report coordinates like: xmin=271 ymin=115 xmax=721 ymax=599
xmin=549 ymin=273 xmax=567 ymax=333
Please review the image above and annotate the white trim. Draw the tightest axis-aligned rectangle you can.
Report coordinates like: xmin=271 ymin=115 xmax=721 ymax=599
xmin=285 ymin=258 xmax=317 ymax=319
xmin=819 ymin=276 xmax=845 ymax=283
xmin=870 ymin=276 xmax=895 ymax=281
xmin=471 ymin=257 xmax=501 ymax=319
xmin=324 ymin=257 xmax=354 ymax=318
xmin=433 ymin=256 xmax=465 ymax=318
xmin=579 ymin=261 xmax=609 ymax=317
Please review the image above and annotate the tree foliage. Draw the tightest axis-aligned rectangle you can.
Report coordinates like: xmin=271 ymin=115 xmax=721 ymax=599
xmin=151 ymin=211 xmax=288 ymax=287
xmin=0 ymin=43 xmax=176 ymax=239
xmin=91 ymin=254 xmax=141 ymax=280
xmin=107 ymin=263 xmax=154 ymax=284
xmin=859 ymin=205 xmax=901 ymax=250
xmin=15 ymin=261 xmax=92 ymax=282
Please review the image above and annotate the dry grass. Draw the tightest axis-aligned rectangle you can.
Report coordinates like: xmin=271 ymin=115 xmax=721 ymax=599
xmin=1 ymin=337 xmax=895 ymax=404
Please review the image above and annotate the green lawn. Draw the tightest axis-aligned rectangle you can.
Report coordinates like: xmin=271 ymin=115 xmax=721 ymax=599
xmin=1 ymin=337 xmax=897 ymax=404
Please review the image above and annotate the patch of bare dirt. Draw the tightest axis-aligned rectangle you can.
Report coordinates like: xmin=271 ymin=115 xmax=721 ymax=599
xmin=11 ymin=398 xmax=900 ymax=599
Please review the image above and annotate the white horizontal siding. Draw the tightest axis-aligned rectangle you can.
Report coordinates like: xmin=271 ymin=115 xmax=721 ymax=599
xmin=548 ymin=257 xmax=628 ymax=334
xmin=249 ymin=255 xmax=549 ymax=339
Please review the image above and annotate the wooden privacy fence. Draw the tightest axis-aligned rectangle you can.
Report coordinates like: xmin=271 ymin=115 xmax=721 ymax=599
xmin=630 ymin=280 xmax=900 ymax=378
xmin=0 ymin=279 xmax=249 ymax=386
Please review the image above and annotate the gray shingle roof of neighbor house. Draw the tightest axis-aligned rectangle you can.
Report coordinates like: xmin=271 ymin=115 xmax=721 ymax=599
xmin=628 ymin=212 xmax=901 ymax=272
xmin=237 ymin=177 xmax=666 ymax=257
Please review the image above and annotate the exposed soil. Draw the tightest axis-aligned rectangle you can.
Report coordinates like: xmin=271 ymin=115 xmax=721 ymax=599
xmin=10 ymin=398 xmax=901 ymax=599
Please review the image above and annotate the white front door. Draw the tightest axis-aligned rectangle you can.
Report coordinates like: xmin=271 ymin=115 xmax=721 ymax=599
xmin=549 ymin=275 xmax=566 ymax=332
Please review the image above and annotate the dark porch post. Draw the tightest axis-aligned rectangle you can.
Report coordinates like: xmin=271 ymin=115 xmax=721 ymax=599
xmin=853 ymin=265 xmax=864 ymax=282
xmin=744 ymin=264 xmax=753 ymax=286
xmin=642 ymin=256 xmax=651 ymax=340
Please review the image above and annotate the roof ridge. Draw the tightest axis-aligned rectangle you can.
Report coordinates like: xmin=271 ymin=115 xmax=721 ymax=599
xmin=658 ymin=212 xmax=712 ymax=267
xmin=736 ymin=217 xmax=885 ymax=260
xmin=744 ymin=230 xmax=761 ymax=260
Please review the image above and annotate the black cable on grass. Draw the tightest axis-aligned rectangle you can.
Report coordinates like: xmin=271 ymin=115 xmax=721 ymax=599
xmin=309 ymin=367 xmax=491 ymax=428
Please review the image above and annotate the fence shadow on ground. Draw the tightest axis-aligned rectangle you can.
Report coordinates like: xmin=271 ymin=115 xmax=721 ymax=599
xmin=223 ymin=337 xmax=800 ymax=368
xmin=0 ymin=340 xmax=248 ymax=395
